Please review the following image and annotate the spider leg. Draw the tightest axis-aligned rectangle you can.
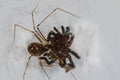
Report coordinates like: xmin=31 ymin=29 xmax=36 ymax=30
xmin=13 ymin=24 xmax=34 ymax=45
xmin=70 ymin=71 xmax=78 ymax=80
xmin=66 ymin=26 xmax=70 ymax=33
xmin=23 ymin=56 xmax=32 ymax=80
xmin=53 ymin=27 xmax=61 ymax=34
xmin=65 ymin=54 xmax=75 ymax=72
xmin=50 ymin=50 xmax=65 ymax=67
xmin=58 ymin=58 xmax=66 ymax=68
xmin=68 ymin=49 xmax=80 ymax=59
xmin=56 ymin=52 xmax=74 ymax=71
xmin=69 ymin=34 xmax=74 ymax=42
xmin=40 ymin=53 xmax=56 ymax=65
xmin=61 ymin=25 xmax=65 ymax=34
xmin=31 ymin=5 xmax=38 ymax=30
xmin=36 ymin=8 xmax=80 ymax=30
xmin=47 ymin=31 xmax=56 ymax=41
xmin=40 ymin=57 xmax=56 ymax=65
xmin=66 ymin=35 xmax=74 ymax=47
xmin=13 ymin=23 xmax=46 ymax=45
xmin=14 ymin=8 xmax=46 ymax=45
xmin=39 ymin=58 xmax=51 ymax=80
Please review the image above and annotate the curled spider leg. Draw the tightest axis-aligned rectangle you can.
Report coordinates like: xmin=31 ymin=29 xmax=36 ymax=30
xmin=61 ymin=25 xmax=65 ymax=34
xmin=23 ymin=56 xmax=32 ymax=80
xmin=65 ymin=54 xmax=75 ymax=72
xmin=39 ymin=58 xmax=51 ymax=80
xmin=13 ymin=24 xmax=34 ymax=45
xmin=68 ymin=49 xmax=80 ymax=59
xmin=53 ymin=27 xmax=61 ymax=34
xmin=40 ymin=53 xmax=56 ymax=65
xmin=40 ymin=57 xmax=56 ymax=65
xmin=69 ymin=35 xmax=74 ymax=43
xmin=47 ymin=31 xmax=56 ymax=41
xmin=66 ymin=27 xmax=70 ymax=33
xmin=66 ymin=35 xmax=74 ymax=47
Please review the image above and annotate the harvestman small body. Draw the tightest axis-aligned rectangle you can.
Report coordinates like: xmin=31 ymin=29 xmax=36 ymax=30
xmin=13 ymin=6 xmax=80 ymax=80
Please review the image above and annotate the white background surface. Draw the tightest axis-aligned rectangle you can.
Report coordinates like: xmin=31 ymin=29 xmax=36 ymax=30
xmin=0 ymin=0 xmax=120 ymax=80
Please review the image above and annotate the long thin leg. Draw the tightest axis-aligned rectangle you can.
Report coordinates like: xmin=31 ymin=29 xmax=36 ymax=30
xmin=13 ymin=24 xmax=34 ymax=45
xmin=31 ymin=6 xmax=47 ymax=42
xmin=31 ymin=5 xmax=38 ymax=30
xmin=36 ymin=8 xmax=80 ymax=30
xmin=70 ymin=71 xmax=78 ymax=80
xmin=13 ymin=24 xmax=45 ymax=45
xmin=39 ymin=59 xmax=51 ymax=80
xmin=37 ymin=28 xmax=47 ymax=42
xmin=23 ymin=56 xmax=32 ymax=80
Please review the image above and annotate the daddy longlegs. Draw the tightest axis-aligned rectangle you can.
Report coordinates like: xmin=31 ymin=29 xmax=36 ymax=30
xmin=13 ymin=6 xmax=80 ymax=80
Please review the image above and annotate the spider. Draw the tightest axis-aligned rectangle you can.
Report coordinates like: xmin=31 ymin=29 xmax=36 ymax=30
xmin=40 ymin=26 xmax=80 ymax=72
xmin=13 ymin=6 xmax=80 ymax=80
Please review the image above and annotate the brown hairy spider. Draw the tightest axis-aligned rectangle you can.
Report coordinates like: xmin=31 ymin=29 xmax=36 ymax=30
xmin=40 ymin=26 xmax=80 ymax=72
xmin=13 ymin=6 xmax=80 ymax=80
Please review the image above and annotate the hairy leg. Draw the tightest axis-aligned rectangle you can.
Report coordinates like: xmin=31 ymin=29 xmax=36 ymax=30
xmin=47 ymin=31 xmax=56 ymax=41
xmin=61 ymin=25 xmax=65 ymax=34
xmin=66 ymin=35 xmax=74 ymax=47
xmin=40 ymin=53 xmax=56 ymax=65
xmin=66 ymin=27 xmax=70 ymax=33
xmin=40 ymin=57 xmax=56 ymax=65
xmin=65 ymin=54 xmax=75 ymax=72
xmin=53 ymin=27 xmax=61 ymax=34
xmin=68 ymin=49 xmax=80 ymax=59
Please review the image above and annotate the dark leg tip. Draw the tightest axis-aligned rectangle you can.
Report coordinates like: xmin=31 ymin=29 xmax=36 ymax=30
xmin=66 ymin=27 xmax=70 ymax=32
xmin=65 ymin=64 xmax=75 ymax=72
xmin=77 ymin=55 xmax=81 ymax=59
